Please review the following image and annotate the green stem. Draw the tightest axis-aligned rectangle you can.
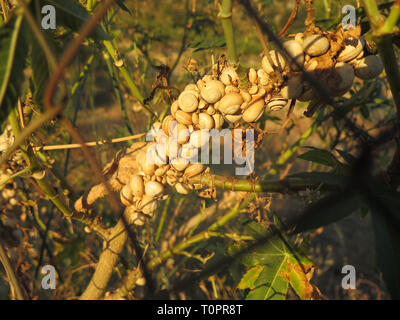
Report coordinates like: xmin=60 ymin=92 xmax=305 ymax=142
xmin=187 ymin=172 xmax=334 ymax=193
xmin=219 ymin=0 xmax=238 ymax=66
xmin=380 ymin=0 xmax=400 ymax=35
xmin=0 ymin=167 xmax=30 ymax=188
xmin=147 ymin=195 xmax=254 ymax=269
xmin=103 ymin=40 xmax=159 ymax=120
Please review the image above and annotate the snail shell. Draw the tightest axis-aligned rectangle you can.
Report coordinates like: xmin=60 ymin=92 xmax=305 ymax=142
xmin=283 ymin=40 xmax=304 ymax=70
xmin=175 ymin=182 xmax=190 ymax=195
xmin=240 ymin=90 xmax=252 ymax=103
xmin=192 ymin=112 xmax=199 ymax=125
xmin=218 ymin=93 xmax=244 ymax=115
xmin=125 ymin=206 xmax=145 ymax=226
xmin=302 ymin=34 xmax=330 ymax=56
xmin=220 ymin=67 xmax=239 ymax=86
xmin=178 ymin=90 xmax=199 ymax=112
xmin=200 ymin=80 xmax=225 ymax=103
xmin=144 ymin=181 xmax=164 ymax=198
xmin=281 ymin=75 xmax=303 ymax=99
xmin=154 ymin=165 xmax=170 ymax=177
xmin=248 ymin=68 xmax=258 ymax=84
xmin=242 ymin=99 xmax=265 ymax=123
xmin=198 ymin=112 xmax=215 ymax=129
xmin=212 ymin=113 xmax=224 ymax=129
xmin=162 ymin=115 xmax=176 ymax=136
xmin=189 ymin=129 xmax=210 ymax=148
xmin=354 ymin=55 xmax=384 ymax=80
xmin=175 ymin=110 xmax=193 ymax=125
xmin=261 ymin=50 xmax=287 ymax=74
xmin=207 ymin=106 xmax=216 ymax=115
xmin=171 ymin=157 xmax=190 ymax=171
xmin=266 ymin=96 xmax=289 ymax=110
xmin=224 ymin=113 xmax=242 ymax=124
xmin=120 ymin=184 xmax=133 ymax=206
xmin=225 ymin=85 xmax=240 ymax=94
xmin=173 ymin=123 xmax=190 ymax=145
xmin=129 ymin=175 xmax=145 ymax=198
xmin=331 ymin=62 xmax=355 ymax=95
xmin=184 ymin=83 xmax=199 ymax=92
xmin=171 ymin=101 xmax=179 ymax=117
xmin=179 ymin=143 xmax=198 ymax=160
xmin=257 ymin=69 xmax=270 ymax=86
xmin=184 ymin=163 xmax=206 ymax=178
xmin=140 ymin=195 xmax=158 ymax=216
xmin=337 ymin=37 xmax=364 ymax=62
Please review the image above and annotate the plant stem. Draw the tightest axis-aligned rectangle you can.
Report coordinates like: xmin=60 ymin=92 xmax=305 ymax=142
xmin=0 ymin=241 xmax=27 ymax=300
xmin=0 ymin=167 xmax=30 ymax=188
xmin=219 ymin=0 xmax=238 ymax=66
xmin=380 ymin=0 xmax=400 ymax=35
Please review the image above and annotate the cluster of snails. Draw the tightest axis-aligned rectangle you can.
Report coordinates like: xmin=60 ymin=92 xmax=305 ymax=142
xmin=0 ymin=125 xmax=22 ymax=209
xmin=119 ymin=29 xmax=384 ymax=226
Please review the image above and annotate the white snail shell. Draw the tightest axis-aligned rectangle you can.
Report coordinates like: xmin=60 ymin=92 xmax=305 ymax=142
xmin=162 ymin=115 xmax=176 ymax=136
xmin=175 ymin=182 xmax=190 ymax=195
xmin=261 ymin=50 xmax=287 ymax=74
xmin=242 ymin=99 xmax=265 ymax=123
xmin=189 ymin=129 xmax=210 ymax=148
xmin=266 ymin=97 xmax=289 ymax=110
xmin=200 ymin=80 xmax=225 ymax=103
xmin=140 ymin=195 xmax=158 ymax=216
xmin=332 ymin=62 xmax=355 ymax=95
xmin=183 ymin=163 xmax=206 ymax=178
xmin=283 ymin=40 xmax=304 ymax=70
xmin=224 ymin=113 xmax=242 ymax=123
xmin=220 ymin=67 xmax=239 ymax=86
xmin=129 ymin=175 xmax=145 ymax=198
xmin=171 ymin=157 xmax=190 ymax=171
xmin=144 ymin=181 xmax=164 ymax=198
xmin=302 ymin=34 xmax=330 ymax=56
xmin=354 ymin=55 xmax=384 ymax=80
xmin=120 ymin=184 xmax=133 ymax=206
xmin=218 ymin=93 xmax=244 ymax=115
xmin=337 ymin=37 xmax=364 ymax=62
xmin=198 ymin=112 xmax=215 ymax=129
xmin=178 ymin=90 xmax=199 ymax=112
xmin=212 ymin=113 xmax=224 ymax=129
xmin=248 ymin=68 xmax=258 ymax=84
xmin=175 ymin=110 xmax=193 ymax=125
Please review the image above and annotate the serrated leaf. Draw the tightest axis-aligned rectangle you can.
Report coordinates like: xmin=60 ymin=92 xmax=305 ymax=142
xmin=40 ymin=0 xmax=110 ymax=40
xmin=282 ymin=256 xmax=321 ymax=299
xmin=0 ymin=15 xmax=26 ymax=125
xmin=237 ymin=266 xmax=263 ymax=290
xmin=294 ymin=191 xmax=365 ymax=233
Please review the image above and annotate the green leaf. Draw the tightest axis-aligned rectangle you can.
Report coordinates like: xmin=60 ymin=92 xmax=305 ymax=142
xmin=233 ymin=220 xmax=319 ymax=300
xmin=298 ymin=146 xmax=341 ymax=167
xmin=237 ymin=266 xmax=263 ymax=290
xmin=0 ymin=15 xmax=26 ymax=125
xmin=116 ymin=0 xmax=132 ymax=14
xmin=294 ymin=191 xmax=365 ymax=233
xmin=40 ymin=0 xmax=110 ymax=40
xmin=370 ymin=191 xmax=400 ymax=299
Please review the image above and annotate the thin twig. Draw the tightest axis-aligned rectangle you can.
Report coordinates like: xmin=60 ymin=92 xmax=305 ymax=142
xmin=35 ymin=133 xmax=146 ymax=151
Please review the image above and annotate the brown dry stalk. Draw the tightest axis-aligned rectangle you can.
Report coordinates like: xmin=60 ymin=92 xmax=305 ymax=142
xmin=304 ymin=0 xmax=315 ymax=33
xmin=277 ymin=0 xmax=300 ymax=38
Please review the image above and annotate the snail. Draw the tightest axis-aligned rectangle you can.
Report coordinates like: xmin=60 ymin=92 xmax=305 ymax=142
xmin=302 ymin=34 xmax=330 ymax=56
xmin=354 ymin=55 xmax=384 ymax=80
